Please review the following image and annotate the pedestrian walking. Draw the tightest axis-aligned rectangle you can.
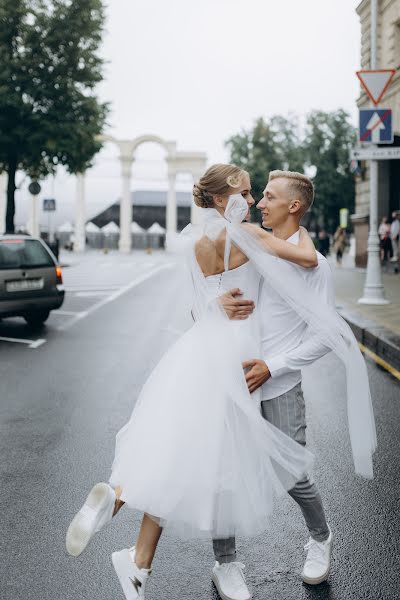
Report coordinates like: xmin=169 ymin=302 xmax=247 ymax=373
xmin=378 ymin=217 xmax=392 ymax=263
xmin=333 ymin=227 xmax=346 ymax=266
xmin=390 ymin=211 xmax=399 ymax=263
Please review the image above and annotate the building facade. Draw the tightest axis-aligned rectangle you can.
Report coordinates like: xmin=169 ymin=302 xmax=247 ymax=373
xmin=354 ymin=0 xmax=400 ymax=266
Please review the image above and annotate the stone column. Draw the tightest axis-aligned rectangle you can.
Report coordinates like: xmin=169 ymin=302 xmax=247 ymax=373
xmin=119 ymin=154 xmax=133 ymax=253
xmin=29 ymin=194 xmax=40 ymax=238
xmin=190 ymin=170 xmax=204 ymax=226
xmin=166 ymin=169 xmax=177 ymax=236
xmin=0 ymin=172 xmax=6 ymax=234
xmin=74 ymin=172 xmax=86 ymax=252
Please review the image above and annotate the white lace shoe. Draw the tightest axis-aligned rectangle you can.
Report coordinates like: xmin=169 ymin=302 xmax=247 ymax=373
xmin=112 ymin=546 xmax=152 ymax=600
xmin=212 ymin=561 xmax=252 ymax=600
xmin=66 ymin=482 xmax=116 ymax=557
xmin=302 ymin=527 xmax=333 ymax=585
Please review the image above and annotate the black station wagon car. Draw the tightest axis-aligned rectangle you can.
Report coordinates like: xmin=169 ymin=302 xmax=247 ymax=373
xmin=0 ymin=235 xmax=65 ymax=325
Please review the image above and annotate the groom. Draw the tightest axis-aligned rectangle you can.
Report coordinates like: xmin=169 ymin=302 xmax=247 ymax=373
xmin=213 ymin=170 xmax=334 ymax=600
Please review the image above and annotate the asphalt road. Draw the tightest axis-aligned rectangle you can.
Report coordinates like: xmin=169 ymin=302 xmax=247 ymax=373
xmin=0 ymin=252 xmax=399 ymax=600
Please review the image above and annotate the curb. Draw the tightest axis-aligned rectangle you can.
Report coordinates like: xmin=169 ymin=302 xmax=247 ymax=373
xmin=338 ymin=307 xmax=400 ymax=372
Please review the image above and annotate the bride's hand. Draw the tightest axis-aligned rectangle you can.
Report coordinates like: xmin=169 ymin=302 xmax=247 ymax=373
xmin=219 ymin=288 xmax=255 ymax=320
xmin=297 ymin=227 xmax=318 ymax=268
xmin=299 ymin=226 xmax=312 ymax=240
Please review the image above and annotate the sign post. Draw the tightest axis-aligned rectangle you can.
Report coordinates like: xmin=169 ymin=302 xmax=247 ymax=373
xmin=43 ymin=198 xmax=56 ymax=243
xmin=356 ymin=0 xmax=390 ymax=305
xmin=359 ymin=109 xmax=393 ymax=144
xmin=28 ymin=181 xmax=41 ymax=238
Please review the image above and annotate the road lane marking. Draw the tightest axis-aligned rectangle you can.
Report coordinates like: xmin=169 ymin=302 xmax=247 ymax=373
xmin=52 ymin=310 xmax=86 ymax=316
xmin=359 ymin=342 xmax=400 ymax=381
xmin=58 ymin=264 xmax=173 ymax=331
xmin=73 ymin=291 xmax=110 ymax=297
xmin=0 ymin=336 xmax=46 ymax=349
xmin=29 ymin=339 xmax=46 ymax=349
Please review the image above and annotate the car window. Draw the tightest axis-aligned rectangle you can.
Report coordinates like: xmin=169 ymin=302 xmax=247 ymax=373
xmin=0 ymin=239 xmax=54 ymax=269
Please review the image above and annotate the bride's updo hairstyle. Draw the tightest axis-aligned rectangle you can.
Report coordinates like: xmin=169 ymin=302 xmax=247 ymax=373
xmin=193 ymin=164 xmax=246 ymax=208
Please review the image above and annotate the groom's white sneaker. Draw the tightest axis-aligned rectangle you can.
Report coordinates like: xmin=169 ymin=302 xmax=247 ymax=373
xmin=66 ymin=482 xmax=116 ymax=556
xmin=212 ymin=561 xmax=252 ymax=600
xmin=112 ymin=546 xmax=152 ymax=599
xmin=301 ymin=526 xmax=333 ymax=585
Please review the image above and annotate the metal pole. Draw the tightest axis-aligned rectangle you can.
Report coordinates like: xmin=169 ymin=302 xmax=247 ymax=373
xmin=30 ymin=194 xmax=40 ymax=238
xmin=358 ymin=0 xmax=389 ymax=304
xmin=0 ymin=173 xmax=6 ymax=234
xmin=74 ymin=173 xmax=86 ymax=252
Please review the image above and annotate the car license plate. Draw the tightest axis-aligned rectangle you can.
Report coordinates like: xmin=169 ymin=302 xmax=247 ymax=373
xmin=6 ymin=278 xmax=44 ymax=292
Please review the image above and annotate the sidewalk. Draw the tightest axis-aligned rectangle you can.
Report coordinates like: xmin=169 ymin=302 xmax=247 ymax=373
xmin=329 ymin=252 xmax=400 ymax=372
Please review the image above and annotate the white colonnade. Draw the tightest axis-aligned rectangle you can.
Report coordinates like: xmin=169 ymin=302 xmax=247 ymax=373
xmin=73 ymin=134 xmax=207 ymax=253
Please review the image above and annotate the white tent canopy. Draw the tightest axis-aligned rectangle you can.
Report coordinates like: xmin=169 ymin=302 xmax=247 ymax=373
xmin=147 ymin=222 xmax=166 ymax=234
xmin=131 ymin=221 xmax=145 ymax=233
xmin=85 ymin=221 xmax=100 ymax=233
xmin=101 ymin=221 xmax=120 ymax=234
xmin=57 ymin=221 xmax=74 ymax=233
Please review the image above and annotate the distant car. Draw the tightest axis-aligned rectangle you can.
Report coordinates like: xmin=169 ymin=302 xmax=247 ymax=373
xmin=0 ymin=235 xmax=65 ymax=325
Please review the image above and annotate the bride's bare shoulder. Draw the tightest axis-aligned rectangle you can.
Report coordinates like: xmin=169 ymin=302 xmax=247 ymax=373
xmin=195 ymin=236 xmax=218 ymax=275
xmin=195 ymin=235 xmax=216 ymax=255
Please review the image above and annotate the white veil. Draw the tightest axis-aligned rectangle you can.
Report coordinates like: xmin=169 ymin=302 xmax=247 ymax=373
xmin=180 ymin=194 xmax=377 ymax=480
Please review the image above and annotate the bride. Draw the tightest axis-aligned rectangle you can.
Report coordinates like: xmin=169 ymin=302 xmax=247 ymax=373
xmin=65 ymin=164 xmax=372 ymax=600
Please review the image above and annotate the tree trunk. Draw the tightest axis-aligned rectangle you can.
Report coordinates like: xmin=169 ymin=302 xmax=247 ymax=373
xmin=5 ymin=159 xmax=17 ymax=234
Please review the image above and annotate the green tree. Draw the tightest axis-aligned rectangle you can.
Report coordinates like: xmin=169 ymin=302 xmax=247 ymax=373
xmin=0 ymin=0 xmax=108 ymax=232
xmin=226 ymin=117 xmax=281 ymax=208
xmin=225 ymin=115 xmax=306 ymax=220
xmin=226 ymin=111 xmax=356 ymax=231
xmin=303 ymin=109 xmax=356 ymax=232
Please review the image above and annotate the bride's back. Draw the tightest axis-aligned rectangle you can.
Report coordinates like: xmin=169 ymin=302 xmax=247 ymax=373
xmin=195 ymin=229 xmax=248 ymax=277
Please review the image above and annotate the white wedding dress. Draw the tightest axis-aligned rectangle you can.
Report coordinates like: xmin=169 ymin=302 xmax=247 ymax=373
xmin=108 ymin=225 xmax=314 ymax=540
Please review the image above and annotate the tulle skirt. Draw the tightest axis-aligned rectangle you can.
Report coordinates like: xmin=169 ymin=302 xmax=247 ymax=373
xmin=109 ymin=311 xmax=313 ymax=540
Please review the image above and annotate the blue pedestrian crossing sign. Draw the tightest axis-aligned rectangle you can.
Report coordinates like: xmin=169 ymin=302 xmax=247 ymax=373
xmin=359 ymin=109 xmax=393 ymax=144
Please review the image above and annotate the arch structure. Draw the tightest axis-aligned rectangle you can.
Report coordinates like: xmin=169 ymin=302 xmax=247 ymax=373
xmin=73 ymin=134 xmax=207 ymax=253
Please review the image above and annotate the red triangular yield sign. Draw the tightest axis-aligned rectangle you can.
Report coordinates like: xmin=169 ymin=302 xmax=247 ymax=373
xmin=356 ymin=69 xmax=396 ymax=106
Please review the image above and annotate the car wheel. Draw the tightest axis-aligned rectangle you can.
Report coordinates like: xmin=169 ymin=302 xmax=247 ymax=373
xmin=23 ymin=310 xmax=50 ymax=326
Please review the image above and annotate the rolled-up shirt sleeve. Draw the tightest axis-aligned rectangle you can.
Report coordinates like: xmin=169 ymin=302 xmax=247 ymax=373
xmin=264 ymin=259 xmax=335 ymax=378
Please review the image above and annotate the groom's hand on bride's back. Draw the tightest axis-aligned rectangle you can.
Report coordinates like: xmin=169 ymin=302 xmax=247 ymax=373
xmin=218 ymin=288 xmax=255 ymax=320
xmin=242 ymin=359 xmax=271 ymax=393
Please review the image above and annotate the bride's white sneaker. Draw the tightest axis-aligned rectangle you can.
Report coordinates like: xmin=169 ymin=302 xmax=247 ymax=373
xmin=301 ymin=527 xmax=333 ymax=585
xmin=212 ymin=561 xmax=252 ymax=600
xmin=66 ymin=482 xmax=116 ymax=557
xmin=112 ymin=546 xmax=152 ymax=600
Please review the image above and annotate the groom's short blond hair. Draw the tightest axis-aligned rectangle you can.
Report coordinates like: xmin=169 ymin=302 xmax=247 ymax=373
xmin=269 ymin=170 xmax=314 ymax=217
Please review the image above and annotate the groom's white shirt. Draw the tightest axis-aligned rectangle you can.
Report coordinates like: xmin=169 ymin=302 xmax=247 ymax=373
xmin=260 ymin=230 xmax=335 ymax=401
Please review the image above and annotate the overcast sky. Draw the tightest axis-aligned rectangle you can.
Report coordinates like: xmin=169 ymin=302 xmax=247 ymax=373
xmin=16 ymin=0 xmax=363 ymax=227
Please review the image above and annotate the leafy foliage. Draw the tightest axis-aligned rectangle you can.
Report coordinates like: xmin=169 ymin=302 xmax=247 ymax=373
xmin=0 ymin=0 xmax=108 ymax=232
xmin=226 ymin=110 xmax=356 ymax=231
xmin=304 ymin=109 xmax=356 ymax=232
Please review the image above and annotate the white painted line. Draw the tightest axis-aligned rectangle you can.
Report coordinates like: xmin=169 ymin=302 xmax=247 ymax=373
xmin=0 ymin=336 xmax=47 ymax=349
xmin=73 ymin=291 xmax=110 ymax=297
xmin=52 ymin=310 xmax=86 ymax=316
xmin=58 ymin=264 xmax=173 ymax=331
xmin=29 ymin=339 xmax=46 ymax=349
xmin=65 ymin=286 xmax=120 ymax=293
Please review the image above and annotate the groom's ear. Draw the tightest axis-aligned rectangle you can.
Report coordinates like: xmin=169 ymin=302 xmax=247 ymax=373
xmin=288 ymin=199 xmax=302 ymax=215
